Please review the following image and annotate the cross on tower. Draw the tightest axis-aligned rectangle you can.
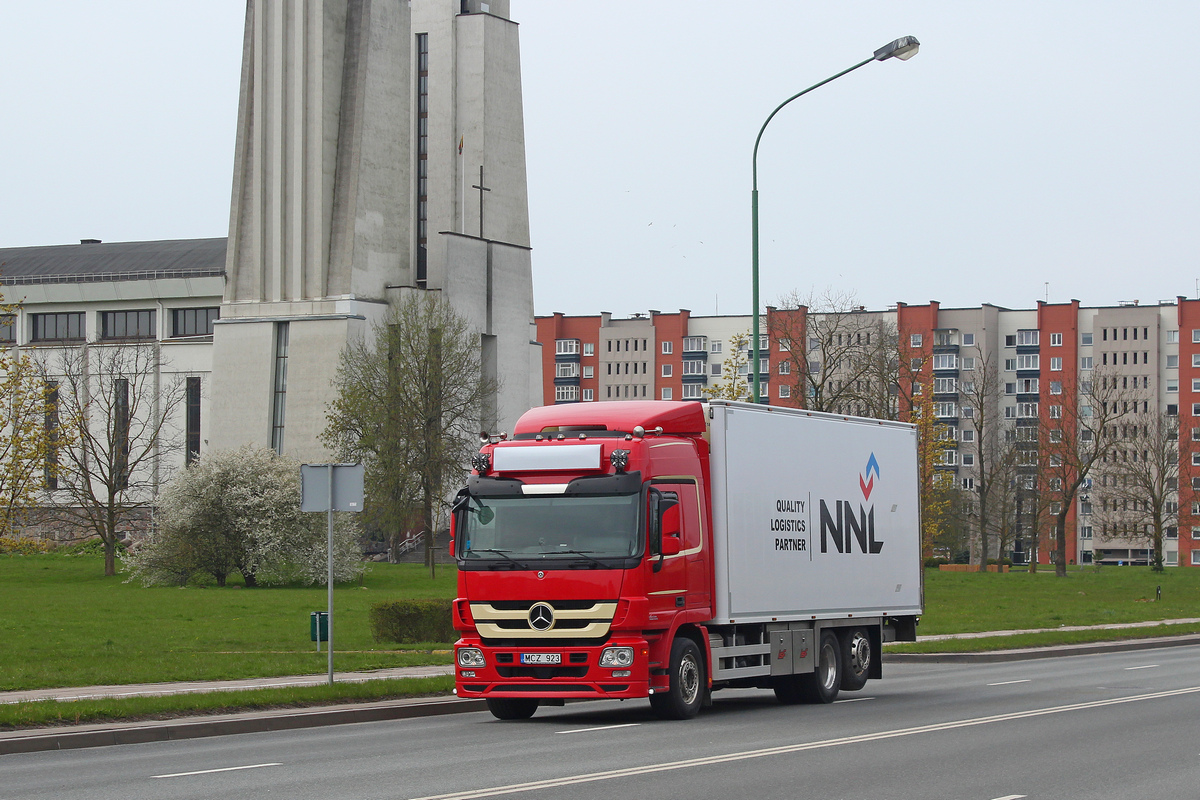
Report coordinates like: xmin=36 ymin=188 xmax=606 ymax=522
xmin=471 ymin=166 xmax=491 ymax=239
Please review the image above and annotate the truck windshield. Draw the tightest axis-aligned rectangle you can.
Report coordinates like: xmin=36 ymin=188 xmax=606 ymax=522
xmin=460 ymin=493 xmax=641 ymax=562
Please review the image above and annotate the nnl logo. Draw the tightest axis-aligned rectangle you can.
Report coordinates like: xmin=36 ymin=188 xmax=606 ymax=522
xmin=819 ymin=454 xmax=884 ymax=554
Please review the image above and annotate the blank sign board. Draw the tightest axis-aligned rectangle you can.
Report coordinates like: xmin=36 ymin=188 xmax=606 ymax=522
xmin=300 ymin=463 xmax=365 ymax=513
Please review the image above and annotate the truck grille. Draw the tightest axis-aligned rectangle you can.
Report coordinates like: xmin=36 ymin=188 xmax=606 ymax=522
xmin=470 ymin=601 xmax=618 ymax=640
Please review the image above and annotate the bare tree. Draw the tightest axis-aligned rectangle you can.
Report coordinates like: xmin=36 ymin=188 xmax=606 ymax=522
xmin=46 ymin=343 xmax=185 ymax=576
xmin=1091 ymin=406 xmax=1189 ymax=572
xmin=770 ymin=289 xmax=896 ymax=416
xmin=324 ymin=292 xmax=497 ymax=577
xmin=1039 ymin=366 xmax=1138 ymax=577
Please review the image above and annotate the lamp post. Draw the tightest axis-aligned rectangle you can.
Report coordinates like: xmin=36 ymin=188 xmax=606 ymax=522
xmin=750 ymin=36 xmax=919 ymax=404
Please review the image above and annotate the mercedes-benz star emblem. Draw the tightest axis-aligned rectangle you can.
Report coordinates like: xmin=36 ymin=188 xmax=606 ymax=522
xmin=528 ymin=603 xmax=555 ymax=632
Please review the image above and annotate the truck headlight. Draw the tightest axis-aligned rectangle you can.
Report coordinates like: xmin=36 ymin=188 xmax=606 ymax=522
xmin=457 ymin=647 xmax=485 ymax=667
xmin=599 ymin=647 xmax=634 ymax=668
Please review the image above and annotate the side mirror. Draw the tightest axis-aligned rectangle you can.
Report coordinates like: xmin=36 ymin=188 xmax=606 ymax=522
xmin=661 ymin=503 xmax=681 ymax=538
xmin=660 ymin=535 xmax=682 ymax=556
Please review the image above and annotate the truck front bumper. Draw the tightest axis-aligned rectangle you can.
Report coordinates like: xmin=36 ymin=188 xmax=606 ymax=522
xmin=455 ymin=638 xmax=651 ymax=701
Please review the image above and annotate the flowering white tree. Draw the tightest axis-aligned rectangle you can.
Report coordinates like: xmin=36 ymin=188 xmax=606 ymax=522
xmin=125 ymin=445 xmax=363 ymax=586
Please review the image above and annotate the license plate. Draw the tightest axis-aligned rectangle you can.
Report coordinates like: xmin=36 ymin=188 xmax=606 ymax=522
xmin=520 ymin=652 xmax=561 ymax=665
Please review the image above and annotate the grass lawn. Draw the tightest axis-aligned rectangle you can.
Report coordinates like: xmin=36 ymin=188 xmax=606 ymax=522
xmin=0 ymin=554 xmax=458 ymax=692
xmin=4 ymin=554 xmax=1199 ymax=695
xmin=917 ymin=565 xmax=1200 ymax=636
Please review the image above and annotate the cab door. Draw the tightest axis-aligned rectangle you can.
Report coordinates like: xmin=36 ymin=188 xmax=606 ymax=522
xmin=646 ymin=478 xmax=706 ymax=619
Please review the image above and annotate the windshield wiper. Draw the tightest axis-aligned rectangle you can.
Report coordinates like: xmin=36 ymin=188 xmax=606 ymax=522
xmin=539 ymin=549 xmax=611 ymax=569
xmin=465 ymin=548 xmax=519 ymax=565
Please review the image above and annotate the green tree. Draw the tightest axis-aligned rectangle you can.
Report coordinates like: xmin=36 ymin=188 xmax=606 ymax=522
xmin=323 ymin=292 xmax=496 ymax=577
xmin=704 ymin=331 xmax=752 ymax=401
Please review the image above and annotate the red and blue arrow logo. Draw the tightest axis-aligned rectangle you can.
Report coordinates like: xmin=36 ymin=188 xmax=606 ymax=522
xmin=859 ymin=453 xmax=880 ymax=501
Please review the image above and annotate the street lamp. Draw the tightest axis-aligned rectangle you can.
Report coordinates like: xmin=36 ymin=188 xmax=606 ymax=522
xmin=750 ymin=36 xmax=919 ymax=404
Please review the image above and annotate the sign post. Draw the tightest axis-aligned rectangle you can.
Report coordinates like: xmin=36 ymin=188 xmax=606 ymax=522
xmin=301 ymin=463 xmax=365 ymax=684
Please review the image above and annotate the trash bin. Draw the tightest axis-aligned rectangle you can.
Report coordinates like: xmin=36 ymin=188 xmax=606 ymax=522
xmin=310 ymin=611 xmax=329 ymax=643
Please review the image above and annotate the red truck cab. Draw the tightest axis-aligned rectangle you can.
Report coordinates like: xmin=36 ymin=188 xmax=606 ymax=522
xmin=451 ymin=401 xmax=714 ymax=719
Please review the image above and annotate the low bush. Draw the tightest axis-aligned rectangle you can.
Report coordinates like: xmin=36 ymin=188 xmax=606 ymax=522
xmin=370 ymin=599 xmax=455 ymax=644
xmin=0 ymin=537 xmax=49 ymax=556
xmin=924 ymin=557 xmax=949 ymax=568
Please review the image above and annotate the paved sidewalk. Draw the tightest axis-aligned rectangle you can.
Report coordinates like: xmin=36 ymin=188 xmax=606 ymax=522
xmin=0 ymin=665 xmax=455 ymax=706
xmin=913 ymin=617 xmax=1200 ymax=642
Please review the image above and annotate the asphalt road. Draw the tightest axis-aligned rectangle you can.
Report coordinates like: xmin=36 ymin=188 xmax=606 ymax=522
xmin=4 ymin=645 xmax=1199 ymax=800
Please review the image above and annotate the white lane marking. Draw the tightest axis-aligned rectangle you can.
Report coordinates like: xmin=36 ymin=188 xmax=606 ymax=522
xmin=987 ymin=679 xmax=1032 ymax=686
xmin=1125 ymin=665 xmax=1159 ymax=671
xmin=406 ymin=686 xmax=1200 ymax=800
xmin=152 ymin=763 xmax=283 ymax=779
xmin=990 ymin=795 xmax=1027 ymax=800
xmin=557 ymin=723 xmax=641 ymax=735
xmin=833 ymin=697 xmax=876 ymax=704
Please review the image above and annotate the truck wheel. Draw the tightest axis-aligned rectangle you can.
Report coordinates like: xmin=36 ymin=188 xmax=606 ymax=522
xmin=486 ymin=697 xmax=538 ymax=720
xmin=650 ymin=637 xmax=705 ymax=720
xmin=799 ymin=630 xmax=841 ymax=704
xmin=839 ymin=628 xmax=871 ymax=692
xmin=772 ymin=675 xmax=805 ymax=705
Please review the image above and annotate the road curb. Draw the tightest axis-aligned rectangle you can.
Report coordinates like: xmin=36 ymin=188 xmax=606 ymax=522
xmin=884 ymin=633 xmax=1200 ymax=664
xmin=0 ymin=696 xmax=487 ymax=756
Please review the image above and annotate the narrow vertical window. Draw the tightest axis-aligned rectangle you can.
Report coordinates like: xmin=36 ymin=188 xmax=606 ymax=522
xmin=415 ymin=33 xmax=430 ymax=288
xmin=271 ymin=322 xmax=290 ymax=454
xmin=186 ymin=377 xmax=201 ymax=466
xmin=115 ymin=378 xmax=130 ymax=490
xmin=44 ymin=381 xmax=59 ymax=490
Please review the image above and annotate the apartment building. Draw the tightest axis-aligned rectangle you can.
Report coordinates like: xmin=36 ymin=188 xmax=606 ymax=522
xmin=536 ymin=296 xmax=1200 ymax=568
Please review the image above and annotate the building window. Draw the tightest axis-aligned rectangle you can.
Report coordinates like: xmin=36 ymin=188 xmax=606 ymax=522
xmin=935 ymin=402 xmax=956 ymax=418
xmin=114 ymin=378 xmax=130 ymax=490
xmin=1081 ymin=332 xmax=1093 ymax=345
xmin=778 ymin=384 xmax=791 ymax=399
xmin=1080 ymin=526 xmax=1093 ymax=540
xmin=1017 ymin=330 xmax=1039 ymax=346
xmin=1164 ymin=354 xmax=1177 ymax=368
xmin=1017 ymin=354 xmax=1039 ymax=370
xmin=1193 ymin=404 xmax=1200 ymax=417
xmin=778 ymin=361 xmax=791 ymax=375
xmin=962 ymin=453 xmax=975 ymax=466
xmin=661 ymin=387 xmax=672 ymax=400
xmin=169 ymin=307 xmax=218 ymax=338
xmin=1193 ymin=355 xmax=1200 ymax=368
xmin=934 ymin=377 xmax=957 ymax=393
xmin=682 ymin=383 xmax=704 ymax=399
xmin=711 ymin=340 xmax=722 ymax=354
xmin=1194 ymin=329 xmax=1200 ymax=343
xmin=962 ymin=333 xmax=975 ymax=346
xmin=1193 ymin=550 xmax=1200 ymax=566
xmin=1004 ymin=358 xmax=1017 ymax=371
xmin=1005 ymin=334 xmax=1016 ymax=347
xmin=960 ymin=429 xmax=974 ymax=442
xmin=961 ymin=406 xmax=974 ymax=418
xmin=0 ymin=314 xmax=14 ymax=344
xmin=582 ymin=388 xmax=593 ymax=402
xmin=31 ymin=312 xmax=85 ymax=342
xmin=583 ymin=342 xmax=594 ymax=356
xmin=1050 ymin=357 xmax=1062 ymax=371
xmin=1080 ymin=356 xmax=1093 ymax=370
xmin=44 ymin=381 xmax=59 ymax=490
xmin=710 ymin=363 xmax=722 ymax=376
xmin=271 ymin=322 xmax=289 ymax=453
xmin=1049 ymin=332 xmax=1062 ymax=346
xmin=683 ymin=336 xmax=707 ymax=352
xmin=962 ymin=357 xmax=976 ymax=371
xmin=932 ymin=354 xmax=957 ymax=370
xmin=186 ymin=376 xmax=201 ymax=466
xmin=582 ymin=366 xmax=594 ymax=379
xmin=682 ymin=360 xmax=704 ymax=375
xmin=1166 ymin=330 xmax=1178 ymax=344
xmin=910 ymin=334 xmax=923 ymax=347
xmin=662 ymin=341 xmax=673 ymax=355
xmin=661 ymin=364 xmax=673 ymax=377
xmin=940 ymin=450 xmax=957 ymax=466
xmin=555 ymin=385 xmax=579 ymax=402
xmin=415 ymin=32 xmax=429 ymax=286
xmin=1018 ymin=378 xmax=1038 ymax=393
xmin=555 ymin=339 xmax=580 ymax=356
xmin=962 ymin=477 xmax=974 ymax=490
xmin=1017 ymin=402 xmax=1038 ymax=418
xmin=1049 ymin=381 xmax=1062 ymax=394
xmin=556 ymin=362 xmax=579 ymax=378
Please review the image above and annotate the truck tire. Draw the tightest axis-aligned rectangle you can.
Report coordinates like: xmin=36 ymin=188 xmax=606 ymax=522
xmin=798 ymin=630 xmax=841 ymax=704
xmin=839 ymin=628 xmax=872 ymax=692
xmin=486 ymin=697 xmax=538 ymax=720
xmin=650 ymin=637 xmax=705 ymax=720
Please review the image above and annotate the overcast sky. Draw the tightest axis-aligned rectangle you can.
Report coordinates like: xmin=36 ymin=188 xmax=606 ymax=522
xmin=2 ymin=2 xmax=1197 ymax=318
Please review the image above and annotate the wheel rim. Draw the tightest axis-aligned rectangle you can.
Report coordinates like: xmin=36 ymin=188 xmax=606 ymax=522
xmin=819 ymin=641 xmax=837 ymax=691
xmin=849 ymin=633 xmax=870 ymax=675
xmin=679 ymin=652 xmax=700 ymax=706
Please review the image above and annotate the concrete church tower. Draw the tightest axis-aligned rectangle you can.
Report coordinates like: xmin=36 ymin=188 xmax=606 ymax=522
xmin=210 ymin=0 xmax=539 ymax=461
